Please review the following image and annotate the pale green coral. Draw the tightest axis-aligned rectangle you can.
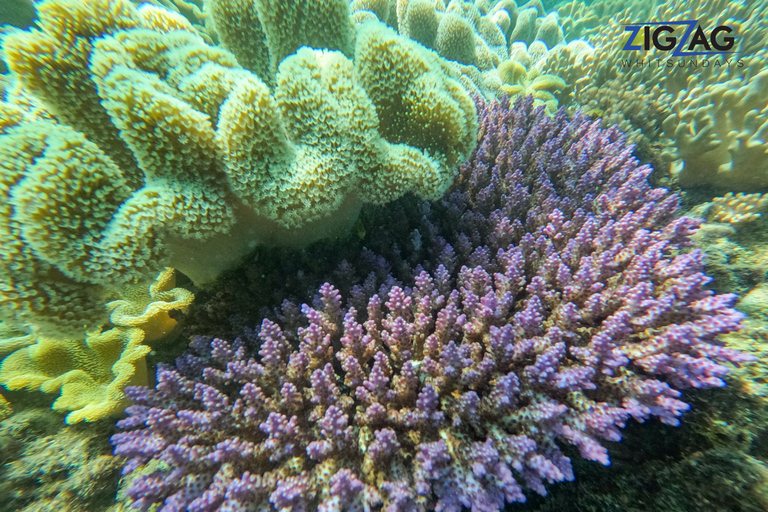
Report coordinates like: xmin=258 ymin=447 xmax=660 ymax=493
xmin=351 ymin=0 xmax=574 ymax=100
xmin=0 ymin=0 xmax=477 ymax=337
xmin=665 ymin=68 xmax=768 ymax=191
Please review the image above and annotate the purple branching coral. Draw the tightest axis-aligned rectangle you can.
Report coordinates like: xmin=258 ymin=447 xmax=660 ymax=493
xmin=112 ymin=96 xmax=749 ymax=512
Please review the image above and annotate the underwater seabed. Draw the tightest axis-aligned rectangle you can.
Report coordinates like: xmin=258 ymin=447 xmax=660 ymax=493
xmin=2 ymin=0 xmax=768 ymax=510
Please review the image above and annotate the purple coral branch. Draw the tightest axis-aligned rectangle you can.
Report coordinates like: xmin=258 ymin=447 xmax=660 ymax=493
xmin=113 ymin=96 xmax=749 ymax=512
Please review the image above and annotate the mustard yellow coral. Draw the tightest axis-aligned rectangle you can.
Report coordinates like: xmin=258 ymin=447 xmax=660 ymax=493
xmin=106 ymin=267 xmax=193 ymax=341
xmin=0 ymin=327 xmax=148 ymax=424
xmin=0 ymin=392 xmax=10 ymax=420
xmin=0 ymin=269 xmax=193 ymax=424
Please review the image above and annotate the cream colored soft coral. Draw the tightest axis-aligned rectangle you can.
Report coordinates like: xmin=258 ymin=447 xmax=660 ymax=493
xmin=0 ymin=0 xmax=478 ymax=335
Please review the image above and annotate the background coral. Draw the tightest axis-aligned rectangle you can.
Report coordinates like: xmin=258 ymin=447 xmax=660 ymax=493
xmin=0 ymin=408 xmax=125 ymax=512
xmin=544 ymin=0 xmax=768 ymax=192
xmin=351 ymin=0 xmax=581 ymax=100
xmin=113 ymin=97 xmax=747 ymax=511
xmin=705 ymin=193 xmax=768 ymax=226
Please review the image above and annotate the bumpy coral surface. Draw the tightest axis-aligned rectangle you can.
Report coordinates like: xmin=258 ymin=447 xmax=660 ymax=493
xmin=352 ymin=0 xmax=576 ymax=100
xmin=0 ymin=409 xmax=124 ymax=512
xmin=0 ymin=0 xmax=477 ymax=338
xmin=113 ymin=97 xmax=748 ymax=511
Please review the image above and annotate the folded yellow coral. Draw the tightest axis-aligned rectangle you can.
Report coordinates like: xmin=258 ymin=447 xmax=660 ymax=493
xmin=0 ymin=268 xmax=193 ymax=424
xmin=106 ymin=267 xmax=194 ymax=341
xmin=0 ymin=327 xmax=148 ymax=424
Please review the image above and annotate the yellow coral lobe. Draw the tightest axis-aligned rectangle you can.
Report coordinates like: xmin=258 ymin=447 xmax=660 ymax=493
xmin=497 ymin=59 xmax=527 ymax=84
xmin=106 ymin=267 xmax=194 ymax=341
xmin=0 ymin=392 xmax=10 ymax=420
xmin=0 ymin=327 xmax=149 ymax=424
xmin=136 ymin=3 xmax=194 ymax=33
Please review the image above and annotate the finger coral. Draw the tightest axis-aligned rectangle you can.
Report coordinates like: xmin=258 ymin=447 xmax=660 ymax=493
xmin=706 ymin=193 xmax=768 ymax=226
xmin=113 ymin=97 xmax=748 ymax=511
xmin=0 ymin=0 xmax=477 ymax=336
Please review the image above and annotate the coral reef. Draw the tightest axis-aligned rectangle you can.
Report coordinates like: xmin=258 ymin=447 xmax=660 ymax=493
xmin=112 ymin=97 xmax=747 ymax=511
xmin=664 ymin=68 xmax=768 ymax=191
xmin=521 ymin=381 xmax=768 ymax=512
xmin=571 ymin=79 xmax=673 ymax=180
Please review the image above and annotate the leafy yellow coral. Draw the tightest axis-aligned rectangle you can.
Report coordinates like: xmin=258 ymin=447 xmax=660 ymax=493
xmin=0 ymin=326 xmax=149 ymax=424
xmin=106 ymin=267 xmax=193 ymax=341
xmin=0 ymin=269 xmax=193 ymax=424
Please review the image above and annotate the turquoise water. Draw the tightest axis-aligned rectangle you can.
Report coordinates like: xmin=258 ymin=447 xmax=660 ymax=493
xmin=1 ymin=0 xmax=767 ymax=511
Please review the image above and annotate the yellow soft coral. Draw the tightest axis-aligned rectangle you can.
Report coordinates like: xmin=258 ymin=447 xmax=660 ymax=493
xmin=0 ymin=269 xmax=193 ymax=423
xmin=0 ymin=392 xmax=10 ymax=420
xmin=0 ymin=327 xmax=148 ymax=424
xmin=107 ymin=267 xmax=194 ymax=341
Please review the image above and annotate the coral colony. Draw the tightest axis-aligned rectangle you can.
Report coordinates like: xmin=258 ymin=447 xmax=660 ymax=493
xmin=112 ymin=97 xmax=749 ymax=511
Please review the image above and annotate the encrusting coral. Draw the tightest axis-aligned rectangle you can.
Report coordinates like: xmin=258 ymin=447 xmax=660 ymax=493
xmin=112 ymin=96 xmax=749 ymax=511
xmin=0 ymin=409 xmax=126 ymax=512
xmin=0 ymin=0 xmax=478 ymax=338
